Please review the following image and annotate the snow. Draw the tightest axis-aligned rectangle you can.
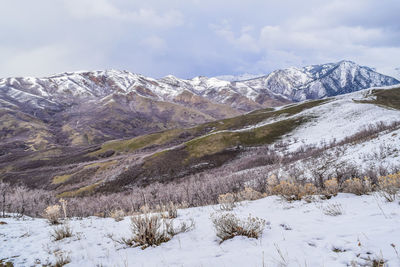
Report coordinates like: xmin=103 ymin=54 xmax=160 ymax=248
xmin=214 ymin=73 xmax=264 ymax=82
xmin=338 ymin=127 xmax=400 ymax=169
xmin=1 ymin=194 xmax=399 ymax=266
xmin=284 ymin=89 xmax=400 ymax=152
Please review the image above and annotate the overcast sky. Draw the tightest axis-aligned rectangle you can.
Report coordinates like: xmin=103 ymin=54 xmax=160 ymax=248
xmin=1 ymin=0 xmax=399 ymax=79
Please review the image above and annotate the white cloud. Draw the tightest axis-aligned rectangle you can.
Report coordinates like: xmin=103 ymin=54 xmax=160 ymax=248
xmin=0 ymin=44 xmax=105 ymax=77
xmin=211 ymin=22 xmax=260 ymax=53
xmin=141 ymin=36 xmax=167 ymax=51
xmin=64 ymin=0 xmax=183 ymax=28
xmin=211 ymin=13 xmax=400 ymax=78
xmin=0 ymin=0 xmax=399 ymax=78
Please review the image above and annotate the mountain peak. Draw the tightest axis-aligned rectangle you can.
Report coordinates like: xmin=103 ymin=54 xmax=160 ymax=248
xmin=337 ymin=59 xmax=356 ymax=65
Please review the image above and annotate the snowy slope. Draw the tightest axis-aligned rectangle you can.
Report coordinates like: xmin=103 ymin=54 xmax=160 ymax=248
xmin=2 ymin=194 xmax=399 ymax=266
xmin=283 ymin=87 xmax=400 ymax=149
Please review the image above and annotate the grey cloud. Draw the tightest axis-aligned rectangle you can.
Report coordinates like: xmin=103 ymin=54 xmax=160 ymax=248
xmin=0 ymin=0 xmax=399 ymax=79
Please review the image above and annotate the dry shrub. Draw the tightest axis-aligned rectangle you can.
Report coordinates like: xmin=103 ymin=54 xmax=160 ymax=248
xmin=119 ymin=214 xmax=194 ymax=249
xmin=266 ymin=174 xmax=279 ymax=193
xmin=59 ymin=199 xmax=68 ymax=219
xmin=161 ymin=202 xmax=178 ymax=219
xmin=53 ymin=250 xmax=71 ymax=267
xmin=218 ymin=193 xmax=236 ymax=211
xmin=110 ymin=209 xmax=125 ymax=222
xmin=271 ymin=181 xmax=317 ymax=201
xmin=377 ymin=172 xmax=400 ymax=202
xmin=323 ymin=178 xmax=339 ymax=198
xmin=341 ymin=177 xmax=373 ymax=195
xmin=139 ymin=204 xmax=151 ymax=214
xmin=51 ymin=224 xmax=73 ymax=241
xmin=44 ymin=205 xmax=62 ymax=225
xmin=322 ymin=202 xmax=343 ymax=216
xmin=211 ymin=213 xmax=266 ymax=243
xmin=218 ymin=188 xmax=265 ymax=211
xmin=236 ymin=187 xmax=266 ymax=201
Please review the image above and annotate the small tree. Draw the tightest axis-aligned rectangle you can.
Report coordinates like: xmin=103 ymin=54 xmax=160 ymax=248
xmin=0 ymin=183 xmax=8 ymax=218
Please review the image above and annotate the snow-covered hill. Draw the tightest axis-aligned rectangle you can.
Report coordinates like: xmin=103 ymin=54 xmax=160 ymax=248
xmin=2 ymin=193 xmax=399 ymax=266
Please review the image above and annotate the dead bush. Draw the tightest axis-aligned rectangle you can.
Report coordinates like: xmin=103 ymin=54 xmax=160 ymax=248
xmin=161 ymin=202 xmax=178 ymax=219
xmin=323 ymin=178 xmax=339 ymax=198
xmin=271 ymin=181 xmax=317 ymax=201
xmin=377 ymin=172 xmax=400 ymax=202
xmin=211 ymin=213 xmax=266 ymax=243
xmin=118 ymin=214 xmax=194 ymax=249
xmin=266 ymin=174 xmax=279 ymax=193
xmin=218 ymin=193 xmax=236 ymax=211
xmin=236 ymin=187 xmax=266 ymax=201
xmin=51 ymin=224 xmax=73 ymax=241
xmin=53 ymin=250 xmax=71 ymax=267
xmin=43 ymin=205 xmax=62 ymax=225
xmin=59 ymin=199 xmax=68 ymax=219
xmin=110 ymin=209 xmax=125 ymax=222
xmin=341 ymin=177 xmax=373 ymax=195
xmin=322 ymin=202 xmax=343 ymax=216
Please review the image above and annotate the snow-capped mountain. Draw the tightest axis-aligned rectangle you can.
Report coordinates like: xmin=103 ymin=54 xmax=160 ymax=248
xmin=1 ymin=60 xmax=397 ymax=114
xmin=240 ymin=60 xmax=399 ymax=101
xmin=395 ymin=67 xmax=400 ymax=80
xmin=0 ymin=60 xmax=398 ymax=149
xmin=214 ymin=73 xmax=264 ymax=82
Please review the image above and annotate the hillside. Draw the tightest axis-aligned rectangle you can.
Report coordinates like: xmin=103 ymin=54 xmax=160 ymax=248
xmin=2 ymin=85 xmax=400 ymax=198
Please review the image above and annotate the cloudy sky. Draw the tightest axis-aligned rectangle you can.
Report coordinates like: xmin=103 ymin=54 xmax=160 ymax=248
xmin=1 ymin=0 xmax=399 ymax=79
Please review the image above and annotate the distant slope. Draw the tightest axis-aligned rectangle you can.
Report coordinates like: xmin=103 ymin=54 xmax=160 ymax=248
xmin=3 ymin=85 xmax=400 ymax=196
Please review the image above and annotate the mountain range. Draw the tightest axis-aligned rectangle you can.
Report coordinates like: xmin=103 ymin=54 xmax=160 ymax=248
xmin=1 ymin=60 xmax=398 ymax=153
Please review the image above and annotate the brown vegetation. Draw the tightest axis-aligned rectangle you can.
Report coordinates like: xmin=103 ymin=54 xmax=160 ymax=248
xmin=211 ymin=213 xmax=266 ymax=243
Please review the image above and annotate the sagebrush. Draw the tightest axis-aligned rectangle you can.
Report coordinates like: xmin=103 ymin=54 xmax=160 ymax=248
xmin=211 ymin=213 xmax=266 ymax=243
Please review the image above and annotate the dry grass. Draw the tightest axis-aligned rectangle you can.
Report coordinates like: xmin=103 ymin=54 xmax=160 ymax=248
xmin=377 ymin=172 xmax=400 ymax=202
xmin=322 ymin=202 xmax=344 ymax=216
xmin=218 ymin=193 xmax=236 ymax=211
xmin=236 ymin=187 xmax=266 ymax=201
xmin=211 ymin=213 xmax=266 ymax=243
xmin=53 ymin=250 xmax=71 ymax=267
xmin=117 ymin=213 xmax=194 ymax=249
xmin=57 ymin=181 xmax=103 ymax=198
xmin=341 ymin=177 xmax=373 ymax=196
xmin=52 ymin=174 xmax=73 ymax=185
xmin=110 ymin=209 xmax=125 ymax=222
xmin=217 ymin=188 xmax=265 ymax=211
xmin=160 ymin=202 xmax=178 ymax=219
xmin=271 ymin=181 xmax=317 ymax=201
xmin=51 ymin=224 xmax=73 ymax=241
xmin=323 ymin=178 xmax=339 ymax=198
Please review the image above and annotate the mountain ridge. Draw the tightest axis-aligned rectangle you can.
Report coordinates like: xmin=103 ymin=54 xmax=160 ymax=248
xmin=0 ymin=60 xmax=398 ymax=150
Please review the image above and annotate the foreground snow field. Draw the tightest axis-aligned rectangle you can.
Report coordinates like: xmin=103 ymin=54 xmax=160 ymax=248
xmin=1 ymin=194 xmax=399 ymax=267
